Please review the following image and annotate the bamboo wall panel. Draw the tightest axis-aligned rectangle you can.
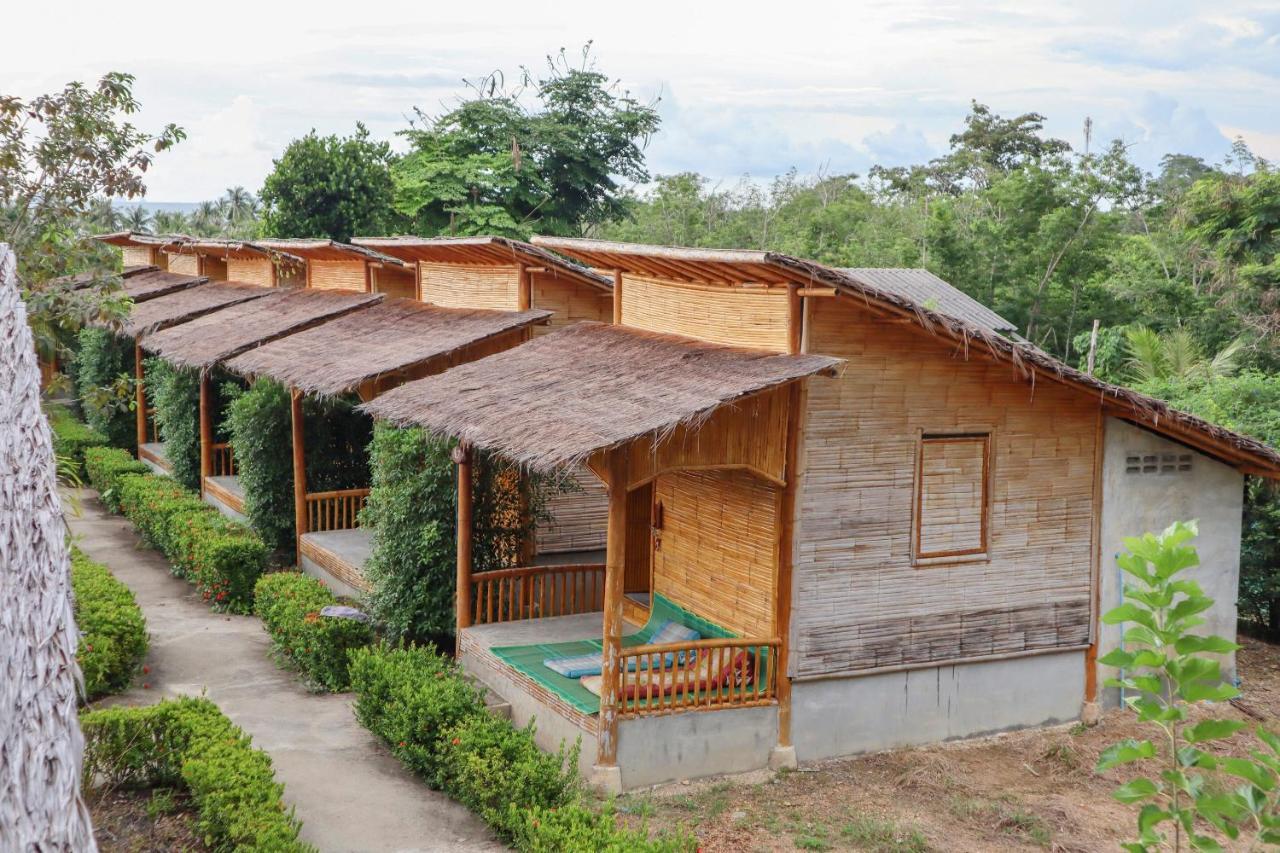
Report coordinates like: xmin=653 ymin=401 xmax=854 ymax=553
xmin=791 ymin=297 xmax=1097 ymax=678
xmin=226 ymin=258 xmax=275 ymax=287
xmin=372 ymin=264 xmax=417 ymax=299
xmin=917 ymin=436 xmax=988 ymax=557
xmin=308 ymin=260 xmax=367 ymax=292
xmin=652 ymin=468 xmax=779 ymax=638
xmin=418 ymin=261 xmax=518 ymax=309
xmin=624 ymin=482 xmax=653 ymax=593
xmin=167 ymin=254 xmax=200 ymax=276
xmin=535 ymin=465 xmax=608 ymax=554
xmin=122 ymin=246 xmax=156 ymax=267
xmin=531 ymin=274 xmax=611 ymax=335
xmin=620 ymin=274 xmax=790 ymax=352
xmin=201 ymin=256 xmax=228 ymax=281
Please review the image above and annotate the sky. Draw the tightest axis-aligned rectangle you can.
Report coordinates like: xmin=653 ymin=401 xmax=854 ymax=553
xmin=6 ymin=0 xmax=1279 ymax=202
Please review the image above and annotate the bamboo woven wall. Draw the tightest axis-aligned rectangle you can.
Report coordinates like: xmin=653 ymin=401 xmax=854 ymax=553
xmin=226 ymin=258 xmax=275 ymax=287
xmin=535 ymin=465 xmax=608 ymax=554
xmin=308 ymin=260 xmax=367 ymax=292
xmin=276 ymin=262 xmax=305 ymax=289
xmin=620 ymin=274 xmax=790 ymax=352
xmin=122 ymin=246 xmax=155 ymax=267
xmin=167 ymin=254 xmax=200 ymax=276
xmin=790 ymin=297 xmax=1097 ymax=678
xmin=531 ymin=274 xmax=611 ymax=335
xmin=372 ymin=264 xmax=417 ymax=299
xmin=201 ymin=256 xmax=228 ymax=281
xmin=652 ymin=468 xmax=779 ymax=637
xmin=418 ymin=262 xmax=518 ymax=309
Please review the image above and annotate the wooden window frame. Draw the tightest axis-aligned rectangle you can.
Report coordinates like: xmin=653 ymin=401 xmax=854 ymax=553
xmin=911 ymin=431 xmax=992 ymax=567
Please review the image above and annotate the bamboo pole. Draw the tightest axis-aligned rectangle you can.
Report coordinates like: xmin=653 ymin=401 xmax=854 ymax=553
xmin=198 ymin=372 xmax=212 ymax=496
xmin=517 ymin=264 xmax=531 ymax=311
xmin=787 ymin=284 xmax=802 ymax=355
xmin=597 ymin=447 xmax=629 ymax=771
xmin=134 ymin=340 xmax=147 ymax=453
xmin=291 ymin=388 xmax=307 ymax=563
xmin=773 ymin=380 xmax=804 ymax=756
xmin=612 ymin=270 xmax=623 ymax=325
xmin=454 ymin=443 xmax=474 ymax=638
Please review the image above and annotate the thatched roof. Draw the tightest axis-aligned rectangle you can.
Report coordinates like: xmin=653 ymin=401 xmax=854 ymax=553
xmin=120 ymin=281 xmax=272 ymax=338
xmin=123 ymin=269 xmax=209 ymax=302
xmin=143 ymin=288 xmax=381 ymax=370
xmin=170 ymin=239 xmax=306 ymax=266
xmin=93 ymin=231 xmax=185 ymax=249
xmin=535 ymin=236 xmax=1280 ymax=479
xmin=254 ymin=238 xmax=406 ymax=266
xmin=225 ymin=298 xmax=552 ymax=396
xmin=838 ymin=268 xmax=1017 ymax=333
xmin=50 ymin=264 xmax=154 ymax=290
xmin=352 ymin=236 xmax=610 ymax=290
xmin=362 ymin=322 xmax=842 ymax=471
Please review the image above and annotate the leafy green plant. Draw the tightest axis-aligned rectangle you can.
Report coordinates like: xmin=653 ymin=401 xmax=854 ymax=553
xmin=254 ymin=572 xmax=374 ymax=691
xmin=167 ymin=510 xmax=269 ymax=613
xmin=1097 ymin=520 xmax=1280 ymax=850
xmin=71 ymin=547 xmax=147 ymax=700
xmin=115 ymin=473 xmax=205 ymax=553
xmin=73 ymin=327 xmax=136 ymax=451
xmin=81 ymin=697 xmax=310 ymax=851
xmin=45 ymin=402 xmax=109 ymax=476
xmin=510 ymin=802 xmax=691 ymax=853
xmin=83 ymin=446 xmax=149 ymax=511
xmin=146 ymin=357 xmax=201 ymax=491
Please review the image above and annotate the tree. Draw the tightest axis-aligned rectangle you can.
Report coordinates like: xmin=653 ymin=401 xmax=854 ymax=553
xmin=394 ymin=44 xmax=660 ymax=238
xmin=1124 ymin=326 xmax=1244 ymax=384
xmin=259 ymin=123 xmax=396 ymax=242
xmin=122 ymin=205 xmax=151 ymax=232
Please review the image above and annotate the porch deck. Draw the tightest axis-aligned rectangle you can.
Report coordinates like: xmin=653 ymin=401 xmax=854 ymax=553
xmin=298 ymin=527 xmax=373 ymax=599
xmin=138 ymin=441 xmax=172 ymax=475
xmin=203 ymin=474 xmax=247 ymax=522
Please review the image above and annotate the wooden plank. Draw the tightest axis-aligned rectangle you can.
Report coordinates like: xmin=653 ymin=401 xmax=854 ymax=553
xmin=612 ymin=270 xmax=622 ymax=325
xmin=774 ymin=380 xmax=804 ymax=748
xmin=455 ymin=444 xmax=474 ymax=635
xmin=597 ymin=448 xmax=628 ymax=768
xmin=291 ymin=388 xmax=307 ymax=557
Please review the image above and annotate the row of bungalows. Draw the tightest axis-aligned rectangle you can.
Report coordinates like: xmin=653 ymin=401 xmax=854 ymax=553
xmin=96 ymin=231 xmax=1280 ymax=793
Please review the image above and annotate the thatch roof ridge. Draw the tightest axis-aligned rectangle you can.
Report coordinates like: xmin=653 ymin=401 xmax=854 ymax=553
xmin=121 ymin=280 xmax=272 ymax=337
xmin=352 ymin=235 xmax=611 ymax=289
xmin=94 ymin=231 xmax=187 ymax=248
xmin=362 ymin=321 xmax=842 ymax=472
xmin=837 ymin=267 xmax=1019 ymax=333
xmin=224 ymin=298 xmax=553 ymax=396
xmin=532 ymin=235 xmax=773 ymax=264
xmin=143 ymin=288 xmax=382 ymax=370
xmin=123 ymin=269 xmax=210 ymax=303
xmin=254 ymin=238 xmax=406 ymax=266
xmin=172 ymin=238 xmax=307 ymax=266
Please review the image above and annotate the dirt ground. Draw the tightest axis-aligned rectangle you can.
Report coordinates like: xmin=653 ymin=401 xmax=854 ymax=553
xmin=89 ymin=786 xmax=208 ymax=852
xmin=617 ymin=636 xmax=1280 ymax=852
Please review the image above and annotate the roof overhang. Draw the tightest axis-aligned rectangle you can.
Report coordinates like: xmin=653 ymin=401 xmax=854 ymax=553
xmin=118 ymin=281 xmax=272 ymax=337
xmin=353 ymin=236 xmax=611 ymax=291
xmin=170 ymin=239 xmax=306 ymax=266
xmin=122 ymin=270 xmax=209 ymax=303
xmin=253 ymin=238 xmax=406 ymax=266
xmin=94 ymin=231 xmax=185 ymax=249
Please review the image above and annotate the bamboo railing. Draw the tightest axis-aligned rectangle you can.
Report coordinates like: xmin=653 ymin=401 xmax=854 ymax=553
xmin=210 ymin=442 xmax=237 ymax=476
xmin=304 ymin=487 xmax=370 ymax=533
xmin=615 ymin=636 xmax=780 ymax=717
xmin=470 ymin=563 xmax=605 ymax=625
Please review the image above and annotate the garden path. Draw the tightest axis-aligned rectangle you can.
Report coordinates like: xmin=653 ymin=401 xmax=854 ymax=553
xmin=68 ymin=490 xmax=502 ymax=853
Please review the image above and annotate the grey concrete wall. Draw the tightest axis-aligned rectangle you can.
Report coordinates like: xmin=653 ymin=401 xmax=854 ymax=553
xmin=616 ymin=706 xmax=778 ymax=789
xmin=791 ymin=650 xmax=1084 ymax=761
xmin=1098 ymin=418 xmax=1244 ymax=707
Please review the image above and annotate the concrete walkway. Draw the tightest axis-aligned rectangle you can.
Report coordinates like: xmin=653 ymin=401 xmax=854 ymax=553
xmin=68 ymin=491 xmax=501 ymax=853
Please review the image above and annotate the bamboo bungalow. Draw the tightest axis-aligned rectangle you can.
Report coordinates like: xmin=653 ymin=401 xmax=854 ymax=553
xmin=141 ymin=288 xmax=381 ymax=517
xmin=165 ymin=239 xmax=308 ymax=289
xmin=252 ymin=238 xmax=411 ymax=293
xmin=95 ymin=231 xmax=182 ymax=269
xmin=223 ymin=299 xmax=552 ymax=597
xmin=353 ymin=235 xmax=617 ymax=559
xmin=360 ymin=236 xmax=1280 ymax=790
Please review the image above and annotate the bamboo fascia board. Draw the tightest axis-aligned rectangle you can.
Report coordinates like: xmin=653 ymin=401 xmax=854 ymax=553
xmin=792 ymin=643 xmax=1093 ymax=683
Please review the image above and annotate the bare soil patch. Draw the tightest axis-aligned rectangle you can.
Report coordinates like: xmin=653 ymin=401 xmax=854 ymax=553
xmin=89 ymin=786 xmax=209 ymax=852
xmin=617 ymin=635 xmax=1280 ymax=852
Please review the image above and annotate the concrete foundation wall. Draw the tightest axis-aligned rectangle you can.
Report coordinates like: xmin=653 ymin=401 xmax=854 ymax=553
xmin=298 ymin=551 xmax=366 ymax=600
xmin=201 ymin=490 xmax=248 ymax=524
xmin=1098 ymin=418 xmax=1244 ymax=707
xmin=616 ymin=706 xmax=778 ymax=789
xmin=791 ymin=650 xmax=1084 ymax=761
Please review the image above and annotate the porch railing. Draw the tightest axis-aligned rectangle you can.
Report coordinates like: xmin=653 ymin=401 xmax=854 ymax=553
xmin=210 ymin=442 xmax=237 ymax=476
xmin=471 ymin=563 xmax=605 ymax=625
xmin=615 ymin=636 xmax=780 ymax=717
xmin=304 ymin=488 xmax=370 ymax=533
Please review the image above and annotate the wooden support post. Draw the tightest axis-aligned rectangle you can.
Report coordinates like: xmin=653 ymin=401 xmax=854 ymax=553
xmin=787 ymin=284 xmax=802 ymax=355
xmin=198 ymin=372 xmax=213 ymax=496
xmin=770 ymin=380 xmax=805 ymax=769
xmin=454 ymin=443 xmax=474 ymax=638
xmin=291 ymin=388 xmax=307 ymax=564
xmin=517 ymin=264 xmax=531 ymax=311
xmin=134 ymin=340 xmax=147 ymax=453
xmin=1082 ymin=404 xmax=1106 ymax=725
xmin=612 ymin=270 xmax=623 ymax=325
xmin=595 ymin=447 xmax=628 ymax=790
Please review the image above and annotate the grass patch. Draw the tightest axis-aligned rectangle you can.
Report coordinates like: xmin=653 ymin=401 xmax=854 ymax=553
xmin=949 ymin=796 xmax=1051 ymax=847
xmin=841 ymin=816 xmax=932 ymax=852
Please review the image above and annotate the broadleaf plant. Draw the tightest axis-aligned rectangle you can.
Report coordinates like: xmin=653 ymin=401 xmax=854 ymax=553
xmin=1099 ymin=520 xmax=1280 ymax=850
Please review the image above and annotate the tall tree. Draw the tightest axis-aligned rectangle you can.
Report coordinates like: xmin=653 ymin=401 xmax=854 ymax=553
xmin=259 ymin=123 xmax=396 ymax=242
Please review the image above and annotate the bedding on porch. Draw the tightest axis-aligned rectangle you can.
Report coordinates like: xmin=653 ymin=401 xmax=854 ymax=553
xmin=579 ymin=645 xmax=756 ymax=701
xmin=488 ymin=593 xmax=733 ymax=715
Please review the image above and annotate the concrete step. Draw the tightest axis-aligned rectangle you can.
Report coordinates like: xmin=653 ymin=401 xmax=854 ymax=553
xmin=463 ymin=673 xmax=512 ymax=720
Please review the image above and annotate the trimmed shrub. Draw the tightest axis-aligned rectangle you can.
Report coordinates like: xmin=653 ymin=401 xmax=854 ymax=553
xmin=168 ymin=509 xmax=269 ymax=613
xmin=511 ymin=804 xmax=691 ymax=853
xmin=74 ymin=326 xmax=136 ymax=451
xmin=45 ymin=403 xmax=109 ymax=476
xmin=146 ymin=357 xmax=202 ymax=491
xmin=81 ymin=697 xmax=311 ymax=851
xmin=116 ymin=473 xmax=205 ymax=553
xmin=71 ymin=547 xmax=147 ymax=700
xmin=254 ymin=572 xmax=374 ymax=691
xmin=83 ymin=446 xmax=149 ymax=511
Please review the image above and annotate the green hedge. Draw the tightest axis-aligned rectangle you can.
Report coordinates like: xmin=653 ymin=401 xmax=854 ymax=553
xmin=74 ymin=326 xmax=136 ymax=452
xmin=71 ymin=547 xmax=147 ymax=700
xmin=116 ymin=473 xmax=206 ymax=553
xmin=84 ymin=446 xmax=150 ymax=512
xmin=349 ymin=644 xmax=689 ymax=851
xmin=146 ymin=357 xmax=202 ymax=491
xmin=45 ymin=403 xmax=110 ymax=476
xmin=81 ymin=697 xmax=311 ymax=851
xmin=254 ymin=573 xmax=375 ymax=691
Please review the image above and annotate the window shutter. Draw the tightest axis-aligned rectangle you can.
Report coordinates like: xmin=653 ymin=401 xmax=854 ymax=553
xmin=915 ymin=434 xmax=989 ymax=559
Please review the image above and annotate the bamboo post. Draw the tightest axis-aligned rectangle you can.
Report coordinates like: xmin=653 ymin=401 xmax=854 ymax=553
xmin=198 ymin=372 xmax=213 ymax=496
xmin=787 ymin=284 xmax=802 ymax=355
xmin=454 ymin=443 xmax=474 ymax=638
xmin=594 ymin=447 xmax=628 ymax=791
xmin=291 ymin=388 xmax=307 ymax=563
xmin=612 ymin=270 xmax=623 ymax=325
xmin=770 ymin=380 xmax=805 ymax=769
xmin=134 ymin=341 xmax=147 ymax=453
xmin=517 ymin=264 xmax=531 ymax=311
